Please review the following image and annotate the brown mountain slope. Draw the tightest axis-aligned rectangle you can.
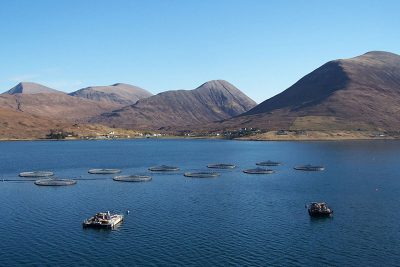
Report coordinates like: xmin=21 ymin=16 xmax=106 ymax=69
xmin=91 ymin=80 xmax=257 ymax=130
xmin=69 ymin=83 xmax=152 ymax=105
xmin=0 ymin=107 xmax=144 ymax=140
xmin=0 ymin=92 xmax=119 ymax=122
xmin=3 ymin=82 xmax=64 ymax=95
xmin=219 ymin=51 xmax=400 ymax=131
xmin=0 ymin=108 xmax=63 ymax=139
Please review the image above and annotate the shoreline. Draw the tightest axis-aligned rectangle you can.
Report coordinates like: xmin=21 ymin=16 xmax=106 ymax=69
xmin=0 ymin=135 xmax=396 ymax=142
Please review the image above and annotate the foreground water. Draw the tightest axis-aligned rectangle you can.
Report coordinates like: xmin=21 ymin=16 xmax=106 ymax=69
xmin=0 ymin=139 xmax=399 ymax=266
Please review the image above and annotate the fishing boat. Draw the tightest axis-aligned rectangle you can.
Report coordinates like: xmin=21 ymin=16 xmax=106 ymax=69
xmin=307 ymin=202 xmax=333 ymax=217
xmin=83 ymin=211 xmax=124 ymax=228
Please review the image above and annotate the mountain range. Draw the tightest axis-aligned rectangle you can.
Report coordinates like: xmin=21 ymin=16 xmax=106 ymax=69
xmin=1 ymin=50 xmax=400 ymax=139
xmin=91 ymin=80 xmax=257 ymax=130
xmin=0 ymin=79 xmax=256 ymax=137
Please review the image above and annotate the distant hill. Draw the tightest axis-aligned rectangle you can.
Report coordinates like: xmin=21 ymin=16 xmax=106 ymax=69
xmin=3 ymin=82 xmax=64 ymax=95
xmin=69 ymin=83 xmax=152 ymax=105
xmin=0 ymin=92 xmax=118 ymax=123
xmin=219 ymin=51 xmax=400 ymax=131
xmin=91 ymin=80 xmax=257 ymax=130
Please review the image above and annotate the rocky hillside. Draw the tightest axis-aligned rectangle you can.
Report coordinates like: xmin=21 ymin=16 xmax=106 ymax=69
xmin=0 ymin=82 xmax=119 ymax=122
xmin=92 ymin=80 xmax=257 ymax=130
xmin=220 ymin=51 xmax=400 ymax=131
xmin=69 ymin=83 xmax=152 ymax=105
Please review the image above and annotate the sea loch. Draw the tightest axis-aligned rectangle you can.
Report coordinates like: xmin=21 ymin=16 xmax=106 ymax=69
xmin=0 ymin=139 xmax=399 ymax=266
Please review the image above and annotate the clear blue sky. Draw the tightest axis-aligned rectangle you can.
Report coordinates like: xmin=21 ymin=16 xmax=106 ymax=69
xmin=0 ymin=0 xmax=399 ymax=102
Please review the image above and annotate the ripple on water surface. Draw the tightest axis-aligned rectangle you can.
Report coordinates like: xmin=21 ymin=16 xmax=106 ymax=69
xmin=0 ymin=139 xmax=400 ymax=266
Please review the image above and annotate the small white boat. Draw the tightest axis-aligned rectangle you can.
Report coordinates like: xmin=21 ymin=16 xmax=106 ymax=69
xmin=83 ymin=211 xmax=124 ymax=229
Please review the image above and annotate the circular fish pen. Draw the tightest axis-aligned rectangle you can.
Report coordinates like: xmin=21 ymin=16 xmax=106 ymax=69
xmin=34 ymin=178 xmax=77 ymax=186
xmin=184 ymin=172 xmax=220 ymax=178
xmin=256 ymin=161 xmax=281 ymax=166
xmin=207 ymin=164 xmax=236 ymax=169
xmin=243 ymin=168 xmax=275 ymax=174
xmin=148 ymin=165 xmax=180 ymax=172
xmin=88 ymin=169 xmax=121 ymax=174
xmin=19 ymin=171 xmax=54 ymax=177
xmin=294 ymin=165 xmax=325 ymax=171
xmin=113 ymin=175 xmax=152 ymax=182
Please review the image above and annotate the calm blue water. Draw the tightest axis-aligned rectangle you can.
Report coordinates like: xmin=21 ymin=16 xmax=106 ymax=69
xmin=0 ymin=139 xmax=399 ymax=266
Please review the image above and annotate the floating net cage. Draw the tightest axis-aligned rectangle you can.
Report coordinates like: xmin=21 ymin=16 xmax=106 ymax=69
xmin=243 ymin=168 xmax=275 ymax=174
xmin=19 ymin=171 xmax=54 ymax=177
xmin=148 ymin=165 xmax=180 ymax=172
xmin=294 ymin=165 xmax=325 ymax=171
xmin=207 ymin=163 xmax=236 ymax=169
xmin=113 ymin=175 xmax=152 ymax=182
xmin=256 ymin=161 xmax=281 ymax=167
xmin=34 ymin=178 xmax=77 ymax=186
xmin=184 ymin=172 xmax=220 ymax=178
xmin=88 ymin=169 xmax=122 ymax=174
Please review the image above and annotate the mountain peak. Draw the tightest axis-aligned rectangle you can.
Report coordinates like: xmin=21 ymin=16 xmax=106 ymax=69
xmin=69 ymin=83 xmax=152 ymax=105
xmin=195 ymin=80 xmax=254 ymax=100
xmin=362 ymin=51 xmax=399 ymax=58
xmin=3 ymin=82 xmax=63 ymax=95
xmin=111 ymin=83 xmax=130 ymax=87
xmin=342 ymin=51 xmax=400 ymax=66
xmin=197 ymin=80 xmax=235 ymax=90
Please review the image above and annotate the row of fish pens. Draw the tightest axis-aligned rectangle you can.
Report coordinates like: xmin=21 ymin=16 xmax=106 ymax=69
xmin=17 ymin=161 xmax=325 ymax=186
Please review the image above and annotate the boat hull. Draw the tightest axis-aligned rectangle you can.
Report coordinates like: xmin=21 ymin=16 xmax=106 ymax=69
xmin=82 ymin=215 xmax=124 ymax=229
xmin=308 ymin=210 xmax=333 ymax=217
